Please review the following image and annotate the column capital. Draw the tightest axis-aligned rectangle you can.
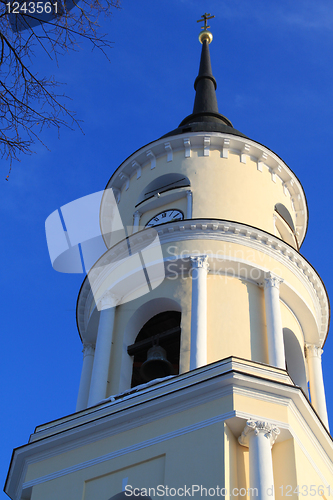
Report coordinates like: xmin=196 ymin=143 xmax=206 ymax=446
xmin=98 ymin=291 xmax=119 ymax=311
xmin=186 ymin=190 xmax=192 ymax=196
xmin=263 ymin=272 xmax=283 ymax=290
xmin=82 ymin=343 xmax=95 ymax=357
xmin=133 ymin=210 xmax=141 ymax=217
xmin=190 ymin=255 xmax=209 ymax=271
xmin=238 ymin=420 xmax=280 ymax=448
xmin=305 ymin=344 xmax=323 ymax=358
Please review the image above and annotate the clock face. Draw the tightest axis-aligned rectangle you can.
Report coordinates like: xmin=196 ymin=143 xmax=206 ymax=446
xmin=145 ymin=209 xmax=184 ymax=227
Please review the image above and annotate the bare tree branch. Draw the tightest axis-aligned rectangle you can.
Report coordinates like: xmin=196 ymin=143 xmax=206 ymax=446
xmin=0 ymin=0 xmax=120 ymax=171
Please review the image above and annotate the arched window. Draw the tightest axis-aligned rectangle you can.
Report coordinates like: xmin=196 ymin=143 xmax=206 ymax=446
xmin=127 ymin=311 xmax=181 ymax=388
xmin=274 ymin=203 xmax=297 ymax=248
xmin=136 ymin=173 xmax=190 ymax=206
xmin=283 ymin=328 xmax=308 ymax=396
xmin=275 ymin=203 xmax=295 ymax=232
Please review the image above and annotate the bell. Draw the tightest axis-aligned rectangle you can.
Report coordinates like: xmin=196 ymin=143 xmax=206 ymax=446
xmin=140 ymin=345 xmax=174 ymax=382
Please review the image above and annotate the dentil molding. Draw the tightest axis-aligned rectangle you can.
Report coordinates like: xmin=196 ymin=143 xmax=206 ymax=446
xmin=102 ymin=132 xmax=307 ymax=245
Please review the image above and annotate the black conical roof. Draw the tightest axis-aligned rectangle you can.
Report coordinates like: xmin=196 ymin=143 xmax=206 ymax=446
xmin=162 ymin=33 xmax=247 ymax=140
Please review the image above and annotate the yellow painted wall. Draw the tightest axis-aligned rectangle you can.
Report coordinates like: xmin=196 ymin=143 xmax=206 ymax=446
xmin=84 ymin=455 xmax=165 ymax=500
xmin=105 ymin=146 xmax=296 ymax=248
xmin=233 ymin=393 xmax=289 ymax=423
xmin=293 ymin=439 xmax=330 ymax=498
xmin=237 ymin=445 xmax=249 ymax=497
xmin=161 ymin=238 xmax=316 ymax=320
xmin=224 ymin=423 xmax=240 ymax=499
xmin=25 ymin=396 xmax=232 ymax=482
xmin=27 ymin=399 xmax=231 ymax=500
xmin=273 ymin=439 xmax=298 ymax=500
xmin=190 ymin=150 xmax=295 ymax=237
xmin=207 ymin=275 xmax=267 ymax=364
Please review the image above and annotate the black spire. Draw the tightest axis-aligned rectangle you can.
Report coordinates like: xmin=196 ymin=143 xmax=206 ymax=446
xmin=179 ymin=34 xmax=232 ymax=128
xmin=161 ymin=22 xmax=247 ymax=140
xmin=193 ymin=38 xmax=219 ymax=116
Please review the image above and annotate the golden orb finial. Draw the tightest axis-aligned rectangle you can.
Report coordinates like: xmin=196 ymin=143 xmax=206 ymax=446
xmin=197 ymin=13 xmax=215 ymax=44
xmin=198 ymin=30 xmax=213 ymax=44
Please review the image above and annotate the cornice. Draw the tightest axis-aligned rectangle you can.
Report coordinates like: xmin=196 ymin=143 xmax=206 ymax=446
xmin=6 ymin=358 xmax=333 ymax=500
xmin=77 ymin=219 xmax=329 ymax=344
xmin=102 ymin=132 xmax=308 ymax=246
xmin=34 ymin=358 xmax=293 ymax=439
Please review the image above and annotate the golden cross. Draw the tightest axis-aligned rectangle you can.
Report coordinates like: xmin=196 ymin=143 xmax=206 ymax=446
xmin=197 ymin=12 xmax=215 ymax=30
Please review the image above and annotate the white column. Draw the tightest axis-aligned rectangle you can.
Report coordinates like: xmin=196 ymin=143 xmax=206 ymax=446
xmin=305 ymin=344 xmax=329 ymax=429
xmin=186 ymin=190 xmax=193 ymax=219
xmin=263 ymin=273 xmax=285 ymax=369
xmin=76 ymin=343 xmax=95 ymax=412
xmin=88 ymin=292 xmax=117 ymax=407
xmin=190 ymin=255 xmax=209 ymax=370
xmin=132 ymin=210 xmax=141 ymax=233
xmin=239 ymin=420 xmax=280 ymax=500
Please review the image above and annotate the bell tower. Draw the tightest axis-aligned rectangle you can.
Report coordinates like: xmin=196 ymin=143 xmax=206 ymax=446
xmin=5 ymin=16 xmax=333 ymax=500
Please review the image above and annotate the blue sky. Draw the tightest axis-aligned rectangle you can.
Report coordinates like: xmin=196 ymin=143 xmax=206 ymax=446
xmin=2 ymin=0 xmax=333 ymax=495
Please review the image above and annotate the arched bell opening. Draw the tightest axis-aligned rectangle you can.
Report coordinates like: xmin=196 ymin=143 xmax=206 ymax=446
xmin=283 ymin=327 xmax=308 ymax=396
xmin=128 ymin=311 xmax=181 ymax=388
xmin=275 ymin=203 xmax=295 ymax=233
xmin=274 ymin=203 xmax=298 ymax=249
